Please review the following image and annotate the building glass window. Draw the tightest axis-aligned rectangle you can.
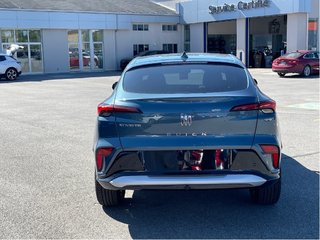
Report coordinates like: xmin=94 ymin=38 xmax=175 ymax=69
xmin=82 ymin=44 xmax=91 ymax=70
xmin=30 ymin=44 xmax=42 ymax=72
xmin=82 ymin=30 xmax=90 ymax=42
xmin=16 ymin=30 xmax=28 ymax=42
xmin=17 ymin=44 xmax=30 ymax=73
xmin=163 ymin=43 xmax=178 ymax=53
xmin=29 ymin=30 xmax=41 ymax=42
xmin=68 ymin=30 xmax=80 ymax=70
xmin=184 ymin=25 xmax=190 ymax=52
xmin=207 ymin=20 xmax=237 ymax=58
xmin=82 ymin=30 xmax=90 ymax=70
xmin=1 ymin=29 xmax=43 ymax=73
xmin=308 ymin=18 xmax=319 ymax=51
xmin=171 ymin=25 xmax=178 ymax=31
xmin=68 ymin=30 xmax=78 ymax=42
xmin=162 ymin=24 xmax=178 ymax=31
xmin=133 ymin=44 xmax=149 ymax=56
xmin=93 ymin=30 xmax=103 ymax=42
xmin=93 ymin=30 xmax=104 ymax=69
xmin=1 ymin=30 xmax=14 ymax=43
xmin=68 ymin=30 xmax=104 ymax=71
xmin=94 ymin=43 xmax=103 ymax=69
xmin=132 ymin=24 xmax=149 ymax=31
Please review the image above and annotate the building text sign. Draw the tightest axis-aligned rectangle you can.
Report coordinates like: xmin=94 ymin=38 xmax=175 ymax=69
xmin=209 ymin=0 xmax=270 ymax=14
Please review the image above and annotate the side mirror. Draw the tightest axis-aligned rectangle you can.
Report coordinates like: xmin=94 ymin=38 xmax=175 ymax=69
xmin=254 ymin=78 xmax=258 ymax=85
xmin=112 ymin=81 xmax=118 ymax=90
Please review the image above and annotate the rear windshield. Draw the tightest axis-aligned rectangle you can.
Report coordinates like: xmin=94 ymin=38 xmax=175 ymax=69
xmin=282 ymin=52 xmax=303 ymax=58
xmin=123 ymin=64 xmax=248 ymax=94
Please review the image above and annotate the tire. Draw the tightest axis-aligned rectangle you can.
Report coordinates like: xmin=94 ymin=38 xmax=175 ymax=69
xmin=277 ymin=72 xmax=286 ymax=77
xmin=250 ymin=178 xmax=281 ymax=205
xmin=5 ymin=68 xmax=18 ymax=81
xmin=302 ymin=65 xmax=311 ymax=77
xmin=94 ymin=59 xmax=99 ymax=68
xmin=95 ymin=177 xmax=125 ymax=207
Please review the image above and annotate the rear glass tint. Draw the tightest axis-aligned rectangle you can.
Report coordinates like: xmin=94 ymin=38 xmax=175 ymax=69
xmin=123 ymin=64 xmax=248 ymax=94
xmin=283 ymin=52 xmax=303 ymax=58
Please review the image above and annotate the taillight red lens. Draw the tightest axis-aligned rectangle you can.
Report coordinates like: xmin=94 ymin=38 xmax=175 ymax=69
xmin=97 ymin=104 xmax=113 ymax=115
xmin=260 ymin=145 xmax=280 ymax=168
xmin=288 ymin=60 xmax=297 ymax=64
xmin=96 ymin=148 xmax=113 ymax=171
xmin=97 ymin=104 xmax=141 ymax=116
xmin=231 ymin=101 xmax=276 ymax=112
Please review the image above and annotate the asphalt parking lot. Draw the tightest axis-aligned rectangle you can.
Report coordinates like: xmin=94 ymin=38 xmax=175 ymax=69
xmin=0 ymin=69 xmax=319 ymax=239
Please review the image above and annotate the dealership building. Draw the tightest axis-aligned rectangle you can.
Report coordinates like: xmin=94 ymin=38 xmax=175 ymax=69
xmin=0 ymin=0 xmax=319 ymax=74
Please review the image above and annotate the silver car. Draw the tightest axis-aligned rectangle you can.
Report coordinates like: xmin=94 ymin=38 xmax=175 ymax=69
xmin=0 ymin=54 xmax=22 ymax=80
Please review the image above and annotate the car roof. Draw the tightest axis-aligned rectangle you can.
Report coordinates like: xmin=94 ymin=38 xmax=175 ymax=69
xmin=126 ymin=52 xmax=244 ymax=70
xmin=297 ymin=50 xmax=318 ymax=54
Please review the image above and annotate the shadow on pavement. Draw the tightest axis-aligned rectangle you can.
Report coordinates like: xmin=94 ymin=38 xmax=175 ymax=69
xmin=103 ymin=154 xmax=319 ymax=239
xmin=280 ymin=73 xmax=319 ymax=79
xmin=0 ymin=71 xmax=121 ymax=83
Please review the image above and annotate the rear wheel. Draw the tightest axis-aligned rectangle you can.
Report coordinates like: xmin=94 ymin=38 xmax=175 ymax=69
xmin=302 ymin=65 xmax=311 ymax=77
xmin=94 ymin=59 xmax=99 ymax=68
xmin=5 ymin=68 xmax=18 ymax=81
xmin=277 ymin=72 xmax=286 ymax=77
xmin=250 ymin=178 xmax=281 ymax=204
xmin=95 ymin=177 xmax=125 ymax=207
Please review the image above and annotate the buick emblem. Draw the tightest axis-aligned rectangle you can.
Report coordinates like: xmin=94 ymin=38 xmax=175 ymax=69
xmin=180 ymin=114 xmax=192 ymax=126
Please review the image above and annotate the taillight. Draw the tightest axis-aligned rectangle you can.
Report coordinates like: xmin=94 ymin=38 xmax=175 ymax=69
xmin=288 ymin=60 xmax=297 ymax=64
xmin=97 ymin=104 xmax=141 ymax=116
xmin=260 ymin=145 xmax=280 ymax=168
xmin=96 ymin=147 xmax=113 ymax=171
xmin=231 ymin=100 xmax=276 ymax=112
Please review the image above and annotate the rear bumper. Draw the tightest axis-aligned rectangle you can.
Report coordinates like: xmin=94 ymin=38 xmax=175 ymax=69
xmin=272 ymin=65 xmax=300 ymax=73
xmin=99 ymin=173 xmax=267 ymax=190
xmin=95 ymin=147 xmax=281 ymax=190
xmin=96 ymin=169 xmax=281 ymax=190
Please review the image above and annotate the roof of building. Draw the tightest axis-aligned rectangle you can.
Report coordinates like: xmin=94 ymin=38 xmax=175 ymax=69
xmin=0 ymin=0 xmax=177 ymax=15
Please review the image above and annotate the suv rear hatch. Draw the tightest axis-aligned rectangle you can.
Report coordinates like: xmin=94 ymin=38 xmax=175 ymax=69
xmin=113 ymin=63 xmax=259 ymax=150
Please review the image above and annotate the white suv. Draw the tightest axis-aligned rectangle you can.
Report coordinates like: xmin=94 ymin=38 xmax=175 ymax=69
xmin=0 ymin=54 xmax=22 ymax=80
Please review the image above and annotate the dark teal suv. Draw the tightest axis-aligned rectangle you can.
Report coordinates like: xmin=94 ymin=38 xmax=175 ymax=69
xmin=94 ymin=52 xmax=282 ymax=207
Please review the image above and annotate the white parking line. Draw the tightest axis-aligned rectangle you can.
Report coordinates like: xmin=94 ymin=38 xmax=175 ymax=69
xmin=286 ymin=102 xmax=320 ymax=110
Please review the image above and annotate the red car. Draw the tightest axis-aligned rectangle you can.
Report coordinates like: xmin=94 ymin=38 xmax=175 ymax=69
xmin=69 ymin=52 xmax=99 ymax=68
xmin=272 ymin=50 xmax=319 ymax=77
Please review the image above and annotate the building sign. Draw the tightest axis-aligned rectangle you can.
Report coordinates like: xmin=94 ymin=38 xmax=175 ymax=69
xmin=209 ymin=0 xmax=270 ymax=14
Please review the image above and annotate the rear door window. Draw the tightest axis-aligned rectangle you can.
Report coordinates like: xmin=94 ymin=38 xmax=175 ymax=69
xmin=123 ymin=64 xmax=248 ymax=94
xmin=303 ymin=53 xmax=314 ymax=59
xmin=283 ymin=52 xmax=303 ymax=58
